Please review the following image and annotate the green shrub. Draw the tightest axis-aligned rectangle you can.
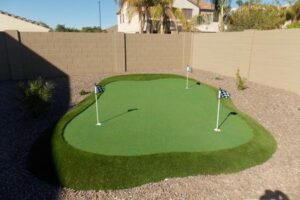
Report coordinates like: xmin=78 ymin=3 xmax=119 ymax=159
xmin=228 ymin=4 xmax=285 ymax=31
xmin=214 ymin=75 xmax=223 ymax=80
xmin=285 ymin=8 xmax=296 ymax=21
xmin=287 ymin=21 xmax=300 ymax=28
xmin=293 ymin=0 xmax=300 ymax=20
xmin=236 ymin=69 xmax=247 ymax=90
xmin=18 ymin=76 xmax=55 ymax=117
xmin=79 ymin=89 xmax=90 ymax=96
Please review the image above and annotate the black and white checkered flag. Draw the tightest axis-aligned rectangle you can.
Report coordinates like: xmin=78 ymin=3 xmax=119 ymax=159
xmin=95 ymin=84 xmax=105 ymax=94
xmin=214 ymin=88 xmax=231 ymax=132
xmin=219 ymin=88 xmax=230 ymax=99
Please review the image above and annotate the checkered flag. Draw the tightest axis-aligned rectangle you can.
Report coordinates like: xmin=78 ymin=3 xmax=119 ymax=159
xmin=219 ymin=88 xmax=230 ymax=99
xmin=214 ymin=88 xmax=231 ymax=132
xmin=95 ymin=84 xmax=105 ymax=94
xmin=94 ymin=84 xmax=105 ymax=126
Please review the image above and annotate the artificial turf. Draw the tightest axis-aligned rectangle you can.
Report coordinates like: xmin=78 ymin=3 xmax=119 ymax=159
xmin=64 ymin=78 xmax=253 ymax=155
xmin=28 ymin=74 xmax=277 ymax=190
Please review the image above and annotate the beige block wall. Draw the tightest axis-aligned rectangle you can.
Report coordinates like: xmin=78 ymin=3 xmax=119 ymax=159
xmin=0 ymin=32 xmax=10 ymax=80
xmin=19 ymin=32 xmax=123 ymax=78
xmin=192 ymin=31 xmax=254 ymax=78
xmin=126 ymin=34 xmax=185 ymax=72
xmin=1 ymin=30 xmax=299 ymax=94
xmin=5 ymin=30 xmax=24 ymax=80
xmin=249 ymin=29 xmax=300 ymax=94
xmin=191 ymin=30 xmax=300 ymax=94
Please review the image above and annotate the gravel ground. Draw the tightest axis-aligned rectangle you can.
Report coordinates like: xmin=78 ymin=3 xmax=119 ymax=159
xmin=0 ymin=70 xmax=299 ymax=200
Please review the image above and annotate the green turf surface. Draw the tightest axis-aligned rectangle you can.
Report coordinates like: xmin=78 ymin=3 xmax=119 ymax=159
xmin=28 ymin=74 xmax=276 ymax=190
xmin=64 ymin=78 xmax=253 ymax=155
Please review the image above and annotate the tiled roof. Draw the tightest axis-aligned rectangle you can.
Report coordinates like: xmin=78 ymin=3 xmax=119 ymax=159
xmin=0 ymin=10 xmax=50 ymax=29
xmin=187 ymin=0 xmax=215 ymax=10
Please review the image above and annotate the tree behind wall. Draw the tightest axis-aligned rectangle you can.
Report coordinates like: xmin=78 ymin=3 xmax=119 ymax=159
xmin=116 ymin=0 xmax=189 ymax=33
xmin=54 ymin=24 xmax=105 ymax=32
xmin=227 ymin=4 xmax=286 ymax=31
xmin=211 ymin=0 xmax=232 ymax=31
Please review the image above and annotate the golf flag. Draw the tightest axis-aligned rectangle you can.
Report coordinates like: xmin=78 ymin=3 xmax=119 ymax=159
xmin=186 ymin=65 xmax=192 ymax=89
xmin=94 ymin=84 xmax=105 ymax=126
xmin=187 ymin=66 xmax=192 ymax=73
xmin=95 ymin=85 xmax=105 ymax=94
xmin=214 ymin=88 xmax=230 ymax=132
xmin=219 ymin=88 xmax=230 ymax=99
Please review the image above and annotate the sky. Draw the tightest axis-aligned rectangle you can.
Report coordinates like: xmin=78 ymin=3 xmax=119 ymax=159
xmin=0 ymin=0 xmax=119 ymax=29
xmin=0 ymin=0 xmax=280 ymax=30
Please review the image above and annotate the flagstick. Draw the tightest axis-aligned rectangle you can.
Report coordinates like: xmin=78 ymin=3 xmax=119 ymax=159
xmin=186 ymin=70 xmax=189 ymax=89
xmin=214 ymin=90 xmax=221 ymax=132
xmin=95 ymin=87 xmax=101 ymax=126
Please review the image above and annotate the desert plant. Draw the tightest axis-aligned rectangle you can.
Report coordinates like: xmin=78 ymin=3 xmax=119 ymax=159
xmin=214 ymin=75 xmax=223 ymax=80
xmin=287 ymin=21 xmax=300 ymax=28
xmin=79 ymin=89 xmax=90 ymax=96
xmin=18 ymin=76 xmax=55 ymax=117
xmin=236 ymin=69 xmax=247 ymax=90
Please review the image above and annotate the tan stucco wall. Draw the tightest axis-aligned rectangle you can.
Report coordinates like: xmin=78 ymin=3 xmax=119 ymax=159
xmin=249 ymin=30 xmax=300 ymax=94
xmin=0 ymin=13 xmax=50 ymax=32
xmin=126 ymin=33 xmax=190 ymax=71
xmin=0 ymin=32 xmax=10 ymax=80
xmin=191 ymin=30 xmax=300 ymax=94
xmin=22 ymin=32 xmax=125 ymax=78
xmin=1 ymin=30 xmax=299 ymax=94
xmin=192 ymin=31 xmax=253 ymax=78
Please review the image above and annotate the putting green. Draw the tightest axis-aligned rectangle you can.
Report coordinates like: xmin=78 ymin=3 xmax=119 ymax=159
xmin=30 ymin=74 xmax=276 ymax=190
xmin=64 ymin=78 xmax=253 ymax=156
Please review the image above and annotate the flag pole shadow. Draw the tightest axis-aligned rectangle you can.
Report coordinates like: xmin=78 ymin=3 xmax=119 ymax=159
xmin=101 ymin=108 xmax=138 ymax=123
xmin=218 ymin=111 xmax=238 ymax=129
xmin=188 ymin=82 xmax=201 ymax=89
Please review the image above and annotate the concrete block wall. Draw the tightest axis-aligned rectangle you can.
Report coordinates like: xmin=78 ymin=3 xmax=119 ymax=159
xmin=20 ymin=32 xmax=123 ymax=78
xmin=191 ymin=31 xmax=254 ymax=78
xmin=0 ymin=30 xmax=299 ymax=94
xmin=0 ymin=32 xmax=10 ymax=80
xmin=191 ymin=29 xmax=300 ymax=94
xmin=126 ymin=33 xmax=188 ymax=72
xmin=249 ymin=29 xmax=300 ymax=94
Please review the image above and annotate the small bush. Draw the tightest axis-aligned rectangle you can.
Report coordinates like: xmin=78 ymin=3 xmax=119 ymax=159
xmin=228 ymin=4 xmax=285 ymax=31
xmin=287 ymin=21 xmax=300 ymax=28
xmin=18 ymin=76 xmax=55 ymax=117
xmin=236 ymin=69 xmax=247 ymax=90
xmin=214 ymin=75 xmax=223 ymax=80
xmin=285 ymin=8 xmax=296 ymax=21
xmin=79 ymin=89 xmax=90 ymax=96
xmin=293 ymin=0 xmax=300 ymax=20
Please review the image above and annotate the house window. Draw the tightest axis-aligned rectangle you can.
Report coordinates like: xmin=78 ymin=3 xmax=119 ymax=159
xmin=182 ymin=9 xmax=193 ymax=20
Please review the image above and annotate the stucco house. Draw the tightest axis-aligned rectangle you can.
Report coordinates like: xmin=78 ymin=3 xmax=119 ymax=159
xmin=117 ymin=0 xmax=219 ymax=33
xmin=0 ymin=10 xmax=50 ymax=32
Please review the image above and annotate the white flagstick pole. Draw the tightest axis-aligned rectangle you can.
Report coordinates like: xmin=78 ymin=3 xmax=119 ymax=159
xmin=214 ymin=90 xmax=221 ymax=132
xmin=95 ymin=86 xmax=101 ymax=126
xmin=186 ymin=68 xmax=189 ymax=89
